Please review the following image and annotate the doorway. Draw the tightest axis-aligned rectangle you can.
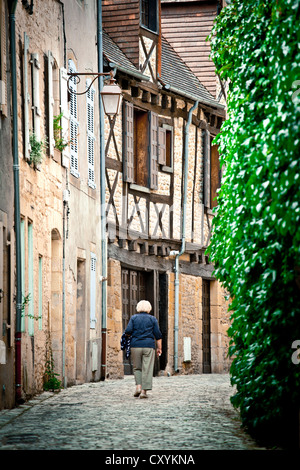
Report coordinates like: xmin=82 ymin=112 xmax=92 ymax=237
xmin=202 ymin=279 xmax=211 ymax=373
xmin=121 ymin=268 xmax=154 ymax=374
xmin=76 ymin=259 xmax=86 ymax=382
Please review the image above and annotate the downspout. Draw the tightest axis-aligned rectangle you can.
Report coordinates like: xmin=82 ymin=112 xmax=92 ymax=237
xmin=97 ymin=0 xmax=107 ymax=380
xmin=8 ymin=0 xmax=22 ymax=403
xmin=172 ymin=100 xmax=198 ymax=373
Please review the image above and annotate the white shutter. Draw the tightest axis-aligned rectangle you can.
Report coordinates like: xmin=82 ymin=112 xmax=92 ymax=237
xmin=150 ymin=112 xmax=158 ymax=189
xmin=90 ymin=253 xmax=97 ymax=329
xmin=86 ymin=79 xmax=96 ymax=188
xmin=31 ymin=53 xmax=41 ymax=140
xmin=158 ymin=127 xmax=166 ymax=165
xmin=123 ymin=101 xmax=134 ymax=183
xmin=59 ymin=67 xmax=70 ymax=167
xmin=48 ymin=51 xmax=55 ymax=157
xmin=68 ymin=60 xmax=79 ymax=177
xmin=23 ymin=33 xmax=30 ymax=159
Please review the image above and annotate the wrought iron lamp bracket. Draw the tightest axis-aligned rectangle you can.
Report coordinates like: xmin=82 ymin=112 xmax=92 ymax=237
xmin=67 ymin=70 xmax=114 ymax=96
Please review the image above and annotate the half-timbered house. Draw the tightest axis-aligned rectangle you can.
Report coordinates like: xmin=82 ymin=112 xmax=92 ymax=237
xmin=102 ymin=0 xmax=230 ymax=378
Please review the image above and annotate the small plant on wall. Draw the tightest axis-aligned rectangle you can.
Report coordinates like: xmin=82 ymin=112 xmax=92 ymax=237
xmin=53 ymin=113 xmax=69 ymax=152
xmin=29 ymin=132 xmax=48 ymax=168
xmin=43 ymin=339 xmax=62 ymax=392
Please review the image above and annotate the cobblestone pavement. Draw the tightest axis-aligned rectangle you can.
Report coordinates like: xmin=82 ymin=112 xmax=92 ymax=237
xmin=0 ymin=374 xmax=266 ymax=452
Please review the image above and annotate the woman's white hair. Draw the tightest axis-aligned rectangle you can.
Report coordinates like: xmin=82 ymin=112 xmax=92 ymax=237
xmin=136 ymin=300 xmax=152 ymax=313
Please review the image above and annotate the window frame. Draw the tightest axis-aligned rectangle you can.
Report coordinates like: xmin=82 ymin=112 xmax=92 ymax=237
xmin=123 ymin=101 xmax=161 ymax=190
xmin=140 ymin=0 xmax=158 ymax=34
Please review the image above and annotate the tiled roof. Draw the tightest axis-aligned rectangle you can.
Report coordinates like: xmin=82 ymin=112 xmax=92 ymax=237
xmin=102 ymin=30 xmax=149 ymax=82
xmin=160 ymin=36 xmax=223 ymax=108
xmin=102 ymin=30 xmax=223 ymax=109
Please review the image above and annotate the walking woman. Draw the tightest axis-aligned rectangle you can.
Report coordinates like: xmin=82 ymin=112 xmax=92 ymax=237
xmin=125 ymin=300 xmax=162 ymax=398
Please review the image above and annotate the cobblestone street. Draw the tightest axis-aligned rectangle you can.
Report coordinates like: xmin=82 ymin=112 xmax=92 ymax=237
xmin=0 ymin=374 xmax=268 ymax=454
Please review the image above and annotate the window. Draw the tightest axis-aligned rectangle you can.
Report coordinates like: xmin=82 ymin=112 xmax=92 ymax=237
xmin=210 ymin=141 xmax=221 ymax=209
xmin=86 ymin=79 xmax=96 ymax=189
xmin=158 ymin=124 xmax=173 ymax=170
xmin=123 ymin=101 xmax=160 ymax=189
xmin=141 ymin=0 xmax=158 ymax=33
xmin=202 ymin=130 xmax=221 ymax=209
xmin=68 ymin=59 xmax=79 ymax=178
xmin=59 ymin=67 xmax=70 ymax=168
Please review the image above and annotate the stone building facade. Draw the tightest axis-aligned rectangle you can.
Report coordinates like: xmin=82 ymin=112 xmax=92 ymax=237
xmin=101 ymin=0 xmax=231 ymax=379
xmin=1 ymin=0 xmax=105 ymax=409
xmin=1 ymin=0 xmax=230 ymax=411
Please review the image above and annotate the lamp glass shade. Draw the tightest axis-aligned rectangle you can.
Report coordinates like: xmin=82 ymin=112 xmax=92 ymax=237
xmin=101 ymin=82 xmax=122 ymax=116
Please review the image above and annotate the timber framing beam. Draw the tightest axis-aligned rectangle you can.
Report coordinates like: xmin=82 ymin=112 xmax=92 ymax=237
xmin=108 ymin=243 xmax=215 ymax=279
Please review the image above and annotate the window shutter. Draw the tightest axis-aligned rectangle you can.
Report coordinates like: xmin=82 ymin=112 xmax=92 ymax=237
xmin=86 ymin=79 xmax=96 ymax=188
xmin=0 ymin=0 xmax=7 ymax=116
xmin=59 ymin=67 xmax=70 ymax=167
xmin=149 ymin=111 xmax=158 ymax=189
xmin=23 ymin=33 xmax=30 ymax=159
xmin=20 ymin=219 xmax=25 ymax=332
xmin=28 ymin=222 xmax=34 ymax=336
xmin=38 ymin=256 xmax=43 ymax=330
xmin=48 ymin=51 xmax=55 ymax=157
xmin=31 ymin=53 xmax=41 ymax=140
xmin=68 ymin=59 xmax=79 ymax=177
xmin=90 ymin=253 xmax=97 ymax=329
xmin=202 ymin=129 xmax=211 ymax=208
xmin=123 ymin=101 xmax=134 ymax=183
xmin=158 ymin=127 xmax=166 ymax=165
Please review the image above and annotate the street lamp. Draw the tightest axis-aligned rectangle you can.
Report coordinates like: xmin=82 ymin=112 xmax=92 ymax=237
xmin=100 ymin=73 xmax=122 ymax=117
xmin=67 ymin=70 xmax=122 ymax=117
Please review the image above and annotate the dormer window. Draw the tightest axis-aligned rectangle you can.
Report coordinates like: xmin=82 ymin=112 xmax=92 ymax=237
xmin=141 ymin=0 xmax=158 ymax=33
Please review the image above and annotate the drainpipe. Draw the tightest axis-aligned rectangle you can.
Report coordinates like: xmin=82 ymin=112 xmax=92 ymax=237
xmin=97 ymin=0 xmax=107 ymax=380
xmin=171 ymin=101 xmax=198 ymax=373
xmin=8 ymin=0 xmax=22 ymax=403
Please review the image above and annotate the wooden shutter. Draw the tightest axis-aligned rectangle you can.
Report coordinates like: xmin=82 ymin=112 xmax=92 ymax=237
xmin=0 ymin=0 xmax=7 ymax=116
xmin=68 ymin=60 xmax=79 ymax=177
xmin=59 ymin=67 xmax=70 ymax=168
xmin=31 ymin=53 xmax=41 ymax=140
xmin=202 ymin=129 xmax=211 ymax=208
xmin=149 ymin=111 xmax=158 ymax=189
xmin=123 ymin=101 xmax=134 ymax=183
xmin=86 ymin=79 xmax=96 ymax=188
xmin=48 ymin=51 xmax=55 ymax=157
xmin=90 ymin=253 xmax=96 ymax=329
xmin=158 ymin=127 xmax=166 ymax=165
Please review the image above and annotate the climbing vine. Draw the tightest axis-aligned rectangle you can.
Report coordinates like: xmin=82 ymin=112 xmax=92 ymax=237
xmin=207 ymin=0 xmax=300 ymax=447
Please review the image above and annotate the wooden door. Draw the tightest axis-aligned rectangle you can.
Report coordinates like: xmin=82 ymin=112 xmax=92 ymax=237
xmin=122 ymin=268 xmax=153 ymax=374
xmin=202 ymin=280 xmax=211 ymax=373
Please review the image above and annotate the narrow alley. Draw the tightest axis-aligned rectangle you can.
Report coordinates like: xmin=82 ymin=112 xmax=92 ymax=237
xmin=0 ymin=374 xmax=265 ymax=453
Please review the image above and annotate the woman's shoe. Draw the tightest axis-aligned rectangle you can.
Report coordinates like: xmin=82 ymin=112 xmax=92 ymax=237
xmin=139 ymin=392 xmax=148 ymax=399
xmin=134 ymin=390 xmax=141 ymax=397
